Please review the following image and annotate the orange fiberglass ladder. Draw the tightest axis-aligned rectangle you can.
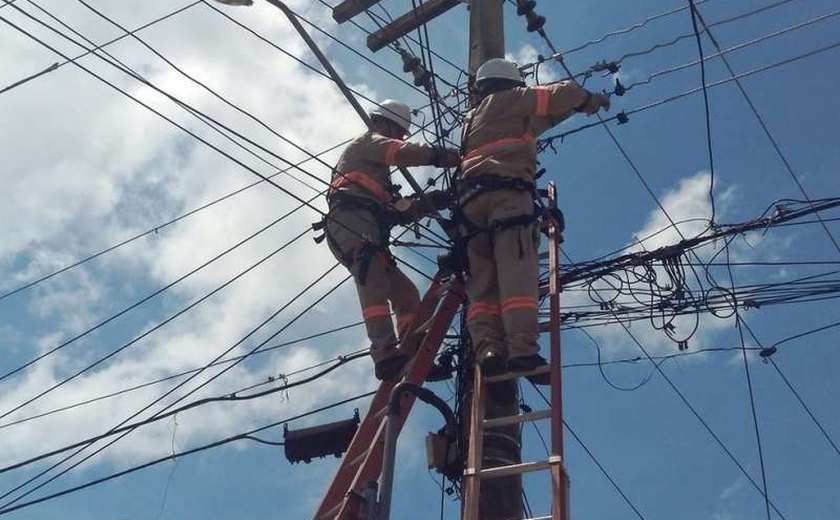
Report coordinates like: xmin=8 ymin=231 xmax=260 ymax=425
xmin=462 ymin=182 xmax=569 ymax=520
xmin=312 ymin=270 xmax=466 ymax=520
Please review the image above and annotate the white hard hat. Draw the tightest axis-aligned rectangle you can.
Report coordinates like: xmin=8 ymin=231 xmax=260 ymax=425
xmin=369 ymin=100 xmax=412 ymax=131
xmin=475 ymin=58 xmax=523 ymax=84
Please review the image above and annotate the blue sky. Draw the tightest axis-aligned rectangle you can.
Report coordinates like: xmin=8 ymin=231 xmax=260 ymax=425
xmin=0 ymin=0 xmax=838 ymax=519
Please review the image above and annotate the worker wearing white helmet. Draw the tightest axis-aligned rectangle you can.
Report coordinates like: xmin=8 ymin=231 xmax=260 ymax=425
xmin=458 ymin=58 xmax=610 ymax=383
xmin=323 ymin=100 xmax=460 ymax=380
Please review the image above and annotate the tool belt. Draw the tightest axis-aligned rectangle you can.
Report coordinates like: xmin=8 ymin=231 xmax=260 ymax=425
xmin=312 ymin=192 xmax=396 ymax=285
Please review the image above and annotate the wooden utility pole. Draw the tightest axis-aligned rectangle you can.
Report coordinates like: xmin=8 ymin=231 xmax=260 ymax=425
xmin=464 ymin=2 xmax=523 ymax=519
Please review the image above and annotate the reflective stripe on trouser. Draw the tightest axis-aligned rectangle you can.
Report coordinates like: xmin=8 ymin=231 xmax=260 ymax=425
xmin=326 ymin=207 xmax=421 ymax=363
xmin=463 ymin=189 xmax=540 ymax=359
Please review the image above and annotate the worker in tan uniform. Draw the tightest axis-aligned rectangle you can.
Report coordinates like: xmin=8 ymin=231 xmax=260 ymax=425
xmin=458 ymin=58 xmax=610 ymax=382
xmin=324 ymin=100 xmax=459 ymax=380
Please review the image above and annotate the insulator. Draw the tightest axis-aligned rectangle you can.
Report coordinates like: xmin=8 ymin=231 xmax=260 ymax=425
xmin=526 ymin=12 xmax=546 ymax=32
xmin=413 ymin=69 xmax=432 ymax=89
xmin=516 ymin=0 xmax=536 ymax=16
xmin=617 ymin=111 xmax=630 ymax=125
xmin=614 ymin=78 xmax=626 ymax=97
xmin=402 ymin=55 xmax=421 ymax=73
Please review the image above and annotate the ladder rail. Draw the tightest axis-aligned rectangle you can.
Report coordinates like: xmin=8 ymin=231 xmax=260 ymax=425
xmin=313 ymin=274 xmax=460 ymax=520
xmin=461 ymin=182 xmax=568 ymax=520
xmin=328 ymin=277 xmax=466 ymax=520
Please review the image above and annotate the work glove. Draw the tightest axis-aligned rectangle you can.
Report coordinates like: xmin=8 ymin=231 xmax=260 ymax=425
xmin=432 ymin=147 xmax=461 ymax=168
xmin=575 ymin=90 xmax=611 ymax=115
xmin=392 ymin=189 xmax=452 ymax=223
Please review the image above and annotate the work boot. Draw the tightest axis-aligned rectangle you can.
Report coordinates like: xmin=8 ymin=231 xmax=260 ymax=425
xmin=374 ymin=354 xmax=409 ymax=381
xmin=507 ymin=354 xmax=551 ymax=385
xmin=477 ymin=351 xmax=506 ymax=377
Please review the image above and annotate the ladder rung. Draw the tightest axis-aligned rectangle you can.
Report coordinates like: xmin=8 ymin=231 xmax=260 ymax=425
xmin=484 ymin=364 xmax=551 ymax=383
xmin=348 ymin=446 xmax=372 ymax=467
xmin=477 ymin=456 xmax=561 ymax=479
xmin=482 ymin=409 xmax=551 ymax=429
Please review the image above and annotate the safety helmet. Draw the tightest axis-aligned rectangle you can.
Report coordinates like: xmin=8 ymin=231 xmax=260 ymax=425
xmin=369 ymin=100 xmax=412 ymax=132
xmin=475 ymin=58 xmax=523 ymax=85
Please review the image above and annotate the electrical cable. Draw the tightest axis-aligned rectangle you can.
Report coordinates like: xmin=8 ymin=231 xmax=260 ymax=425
xmin=688 ymin=0 xmax=716 ymax=226
xmin=0 ymin=1 xmax=202 ymax=95
xmin=0 ymin=265 xmax=350 ymax=506
xmin=0 ymin=392 xmax=376 ymax=516
xmin=531 ymin=385 xmax=647 ymax=520
xmin=690 ymin=4 xmax=840 ymax=256
xmin=0 ymin=4 xmax=440 ymax=284
xmin=0 ymin=199 xmax=316 ymax=389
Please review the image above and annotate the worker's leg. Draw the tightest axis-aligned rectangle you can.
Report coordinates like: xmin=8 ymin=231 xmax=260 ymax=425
xmin=327 ymin=209 xmax=401 ymax=372
xmin=384 ymin=260 xmax=421 ymax=339
xmin=488 ymin=191 xmax=542 ymax=366
xmin=463 ymin=195 xmax=506 ymax=374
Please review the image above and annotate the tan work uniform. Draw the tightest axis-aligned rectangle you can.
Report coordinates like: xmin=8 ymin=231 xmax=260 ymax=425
xmin=327 ymin=131 xmax=442 ymax=363
xmin=459 ymin=81 xmax=588 ymax=362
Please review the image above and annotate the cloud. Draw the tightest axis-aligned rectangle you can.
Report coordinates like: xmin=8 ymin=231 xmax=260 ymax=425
xmin=0 ymin=0 xmax=408 ymax=478
xmin=568 ymin=171 xmax=788 ymax=359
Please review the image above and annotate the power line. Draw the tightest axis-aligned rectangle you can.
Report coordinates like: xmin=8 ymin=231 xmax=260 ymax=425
xmin=0 ymin=321 xmax=366 ymax=430
xmin=0 ymin=391 xmax=376 ymax=516
xmin=688 ymin=0 xmax=716 ymax=225
xmin=612 ymin=0 xmax=797 ymax=66
xmin=531 ymin=386 xmax=647 ymax=520
xmin=0 ymin=3 xmax=441 ymax=284
xmin=0 ymin=2 xmax=201 ymax=94
xmin=624 ymin=9 xmax=840 ymax=91
xmin=690 ymin=3 xmax=840 ymax=256
xmin=768 ymin=358 xmax=840 ymax=458
xmin=539 ymin=39 xmax=840 ymax=148
xmin=0 ymin=265 xmax=350 ymax=506
xmin=0 ymin=200 xmax=316 ymax=388
xmin=521 ymin=0 xmax=722 ymax=71
xmin=0 ymin=224 xmax=312 ymax=422
xmin=0 ymin=345 xmax=365 ymax=475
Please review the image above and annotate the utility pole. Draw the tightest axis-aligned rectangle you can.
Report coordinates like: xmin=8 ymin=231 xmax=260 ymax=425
xmin=464 ymin=3 xmax=524 ymax=519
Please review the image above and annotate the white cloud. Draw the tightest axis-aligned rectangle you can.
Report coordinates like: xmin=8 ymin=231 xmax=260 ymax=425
xmin=570 ymin=171 xmax=790 ymax=359
xmin=0 ymin=0 xmax=404 ymax=477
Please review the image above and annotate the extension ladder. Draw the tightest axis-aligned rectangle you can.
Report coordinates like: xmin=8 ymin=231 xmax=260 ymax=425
xmin=462 ymin=182 xmax=569 ymax=520
xmin=312 ymin=271 xmax=465 ymax=520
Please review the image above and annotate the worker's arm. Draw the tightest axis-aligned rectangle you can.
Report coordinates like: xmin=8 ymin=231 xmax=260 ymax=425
xmin=510 ymin=82 xmax=611 ymax=133
xmin=365 ymin=135 xmax=460 ymax=168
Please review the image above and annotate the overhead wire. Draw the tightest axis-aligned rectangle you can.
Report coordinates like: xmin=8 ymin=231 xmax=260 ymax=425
xmin=530 ymin=385 xmax=647 ymax=520
xmin=0 ymin=264 xmax=350 ymax=506
xmin=0 ymin=2 xmax=440 ymax=285
xmin=0 ymin=200 xmax=317 ymax=389
xmin=0 ymin=1 xmax=201 ymax=95
xmin=0 ymin=392 xmax=377 ymax=516
xmin=0 ymin=343 xmax=366 ymax=475
xmin=687 ymin=0 xmax=716 ymax=225
xmin=690 ymin=3 xmax=840 ymax=256
xmin=0 ymin=321 xmax=367 ymax=431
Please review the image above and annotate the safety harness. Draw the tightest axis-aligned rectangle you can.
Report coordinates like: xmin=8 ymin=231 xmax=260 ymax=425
xmin=312 ymin=188 xmax=398 ymax=285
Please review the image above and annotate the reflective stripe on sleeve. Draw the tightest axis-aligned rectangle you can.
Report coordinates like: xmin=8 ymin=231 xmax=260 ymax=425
xmin=384 ymin=140 xmax=404 ymax=166
xmin=534 ymin=87 xmax=551 ymax=117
